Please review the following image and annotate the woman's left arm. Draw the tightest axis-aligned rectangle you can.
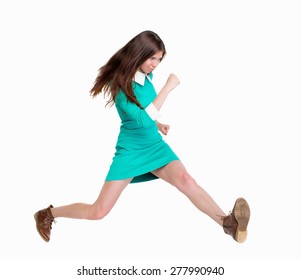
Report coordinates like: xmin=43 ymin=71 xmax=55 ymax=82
xmin=152 ymin=73 xmax=180 ymax=111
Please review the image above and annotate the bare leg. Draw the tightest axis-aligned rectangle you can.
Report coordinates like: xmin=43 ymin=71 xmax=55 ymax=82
xmin=152 ymin=160 xmax=226 ymax=226
xmin=51 ymin=178 xmax=132 ymax=220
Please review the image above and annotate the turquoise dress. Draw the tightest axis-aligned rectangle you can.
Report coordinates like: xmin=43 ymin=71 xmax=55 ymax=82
xmin=105 ymin=72 xmax=179 ymax=183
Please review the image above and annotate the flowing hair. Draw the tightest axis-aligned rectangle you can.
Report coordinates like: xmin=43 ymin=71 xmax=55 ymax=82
xmin=90 ymin=30 xmax=166 ymax=108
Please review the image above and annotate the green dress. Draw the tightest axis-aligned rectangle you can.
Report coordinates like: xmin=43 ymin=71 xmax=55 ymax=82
xmin=105 ymin=72 xmax=179 ymax=183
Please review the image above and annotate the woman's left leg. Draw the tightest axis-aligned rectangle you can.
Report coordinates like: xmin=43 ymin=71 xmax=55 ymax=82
xmin=152 ymin=160 xmax=251 ymax=242
xmin=152 ymin=160 xmax=226 ymax=226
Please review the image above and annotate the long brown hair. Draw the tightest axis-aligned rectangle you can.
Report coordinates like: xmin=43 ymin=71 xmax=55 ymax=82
xmin=90 ymin=30 xmax=166 ymax=108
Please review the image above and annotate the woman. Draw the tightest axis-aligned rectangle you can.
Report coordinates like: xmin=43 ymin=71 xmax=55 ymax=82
xmin=34 ymin=30 xmax=250 ymax=243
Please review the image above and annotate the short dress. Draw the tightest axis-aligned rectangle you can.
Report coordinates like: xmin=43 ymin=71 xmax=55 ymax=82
xmin=105 ymin=72 xmax=179 ymax=183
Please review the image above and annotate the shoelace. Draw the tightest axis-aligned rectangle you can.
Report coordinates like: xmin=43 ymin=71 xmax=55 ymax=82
xmin=42 ymin=216 xmax=56 ymax=229
xmin=217 ymin=211 xmax=231 ymax=221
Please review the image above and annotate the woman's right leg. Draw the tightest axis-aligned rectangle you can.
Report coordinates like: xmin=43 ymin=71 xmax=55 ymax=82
xmin=51 ymin=178 xmax=132 ymax=220
xmin=34 ymin=178 xmax=132 ymax=241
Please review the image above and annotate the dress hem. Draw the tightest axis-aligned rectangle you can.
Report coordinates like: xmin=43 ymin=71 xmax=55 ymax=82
xmin=105 ymin=158 xmax=179 ymax=183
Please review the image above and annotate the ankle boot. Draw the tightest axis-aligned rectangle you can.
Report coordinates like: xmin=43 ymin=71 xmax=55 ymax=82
xmin=222 ymin=197 xmax=250 ymax=243
xmin=34 ymin=205 xmax=55 ymax=242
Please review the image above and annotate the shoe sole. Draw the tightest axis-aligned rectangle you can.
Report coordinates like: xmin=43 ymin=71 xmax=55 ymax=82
xmin=34 ymin=213 xmax=50 ymax=242
xmin=233 ymin=197 xmax=250 ymax=243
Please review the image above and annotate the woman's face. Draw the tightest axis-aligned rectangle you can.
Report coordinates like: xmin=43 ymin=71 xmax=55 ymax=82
xmin=140 ymin=51 xmax=163 ymax=74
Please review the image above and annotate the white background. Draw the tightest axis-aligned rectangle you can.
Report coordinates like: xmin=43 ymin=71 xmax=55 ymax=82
xmin=1 ymin=0 xmax=301 ymax=278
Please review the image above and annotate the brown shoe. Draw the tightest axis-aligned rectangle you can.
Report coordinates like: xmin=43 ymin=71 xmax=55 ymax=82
xmin=222 ymin=198 xmax=250 ymax=243
xmin=34 ymin=205 xmax=55 ymax=242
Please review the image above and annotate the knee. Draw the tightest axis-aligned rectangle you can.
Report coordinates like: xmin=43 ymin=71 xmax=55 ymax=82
xmin=88 ymin=205 xmax=110 ymax=220
xmin=177 ymin=172 xmax=197 ymax=192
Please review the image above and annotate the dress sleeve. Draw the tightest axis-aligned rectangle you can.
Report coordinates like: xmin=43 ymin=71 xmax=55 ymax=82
xmin=145 ymin=103 xmax=162 ymax=120
xmin=115 ymin=91 xmax=160 ymax=127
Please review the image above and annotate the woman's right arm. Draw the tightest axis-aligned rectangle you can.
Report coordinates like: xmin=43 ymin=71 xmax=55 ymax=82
xmin=116 ymin=91 xmax=156 ymax=127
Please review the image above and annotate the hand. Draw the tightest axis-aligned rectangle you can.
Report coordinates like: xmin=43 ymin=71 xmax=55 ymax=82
xmin=165 ymin=73 xmax=180 ymax=92
xmin=156 ymin=121 xmax=170 ymax=135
